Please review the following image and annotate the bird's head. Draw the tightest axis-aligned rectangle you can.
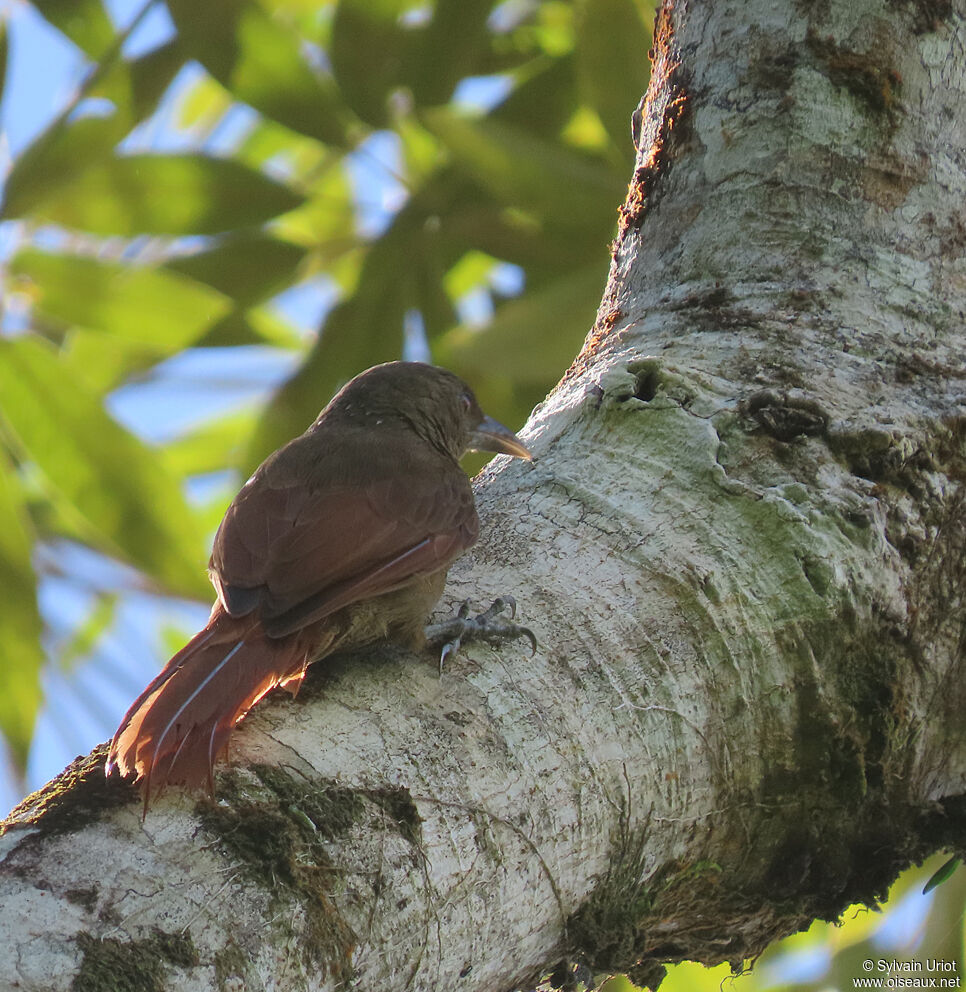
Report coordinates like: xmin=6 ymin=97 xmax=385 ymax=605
xmin=326 ymin=362 xmax=531 ymax=463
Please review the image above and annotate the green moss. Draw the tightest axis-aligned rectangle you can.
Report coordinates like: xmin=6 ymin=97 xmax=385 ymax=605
xmin=805 ymin=30 xmax=902 ymax=117
xmin=567 ymin=830 xmax=654 ymax=975
xmin=192 ymin=766 xmax=432 ymax=984
xmin=368 ymin=787 xmax=423 ymax=847
xmin=905 ymin=0 xmax=953 ymax=34
xmin=251 ymin=764 xmax=366 ymax=840
xmin=1 ymin=744 xmax=136 ymax=839
xmin=213 ymin=940 xmax=250 ymax=992
xmin=64 ymin=887 xmax=100 ymax=914
xmin=71 ymin=929 xmax=198 ymax=992
xmin=195 ymin=767 xmax=376 ymax=984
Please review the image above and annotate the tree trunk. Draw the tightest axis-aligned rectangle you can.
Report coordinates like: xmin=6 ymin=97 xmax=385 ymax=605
xmin=2 ymin=1 xmax=964 ymax=990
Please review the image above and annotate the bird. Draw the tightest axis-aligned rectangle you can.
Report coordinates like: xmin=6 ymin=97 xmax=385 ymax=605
xmin=106 ymin=361 xmax=531 ymax=807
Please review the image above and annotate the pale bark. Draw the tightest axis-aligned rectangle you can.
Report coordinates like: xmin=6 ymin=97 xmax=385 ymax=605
xmin=2 ymin=1 xmax=964 ymax=990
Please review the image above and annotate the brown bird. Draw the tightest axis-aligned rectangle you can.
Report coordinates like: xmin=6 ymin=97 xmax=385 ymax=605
xmin=107 ymin=362 xmax=531 ymax=805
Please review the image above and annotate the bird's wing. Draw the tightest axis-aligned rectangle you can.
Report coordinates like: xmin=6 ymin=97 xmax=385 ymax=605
xmin=209 ymin=431 xmax=478 ymax=633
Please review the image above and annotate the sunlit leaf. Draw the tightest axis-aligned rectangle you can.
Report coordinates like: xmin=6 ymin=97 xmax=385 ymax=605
xmin=397 ymin=114 xmax=442 ymax=182
xmin=234 ymin=114 xmax=328 ymax=178
xmin=274 ymin=159 xmax=357 ymax=250
xmin=248 ymin=168 xmax=480 ymax=460
xmin=60 ymin=330 xmax=163 ymax=395
xmin=562 ymin=104 xmax=612 ymax=153
xmin=248 ymin=286 xmax=405 ymax=465
xmin=0 ymin=449 xmax=44 ymax=776
xmin=658 ymin=962 xmax=732 ymax=992
xmin=598 ymin=975 xmax=643 ymax=992
xmin=533 ymin=0 xmax=576 ymax=56
xmin=443 ymin=251 xmax=499 ymax=301
xmin=1 ymin=116 xmax=127 ymax=221
xmin=10 ymin=249 xmax=232 ymax=350
xmin=161 ymin=234 xmax=310 ymax=349
xmin=2 ymin=39 xmax=187 ymax=223
xmin=196 ymin=303 xmax=304 ymax=349
xmin=0 ymin=337 xmax=209 ymax=598
xmin=177 ymin=72 xmax=234 ymax=131
xmin=5 ymin=154 xmax=304 ymax=235
xmin=88 ymin=38 xmax=187 ymax=125
xmin=167 ymin=0 xmax=353 ymax=146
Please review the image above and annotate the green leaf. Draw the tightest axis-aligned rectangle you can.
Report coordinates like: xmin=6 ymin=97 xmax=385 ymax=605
xmin=922 ymin=857 xmax=960 ymax=894
xmin=233 ymin=113 xmax=329 ymax=179
xmin=0 ymin=449 xmax=45 ymax=775
xmin=330 ymin=0 xmax=408 ymax=127
xmin=195 ymin=304 xmax=303 ymax=350
xmin=1 ymin=116 xmax=128 ymax=222
xmin=0 ymin=21 xmax=9 ymax=109
xmin=575 ymin=0 xmax=652 ymax=152
xmin=29 ymin=0 xmax=115 ymax=58
xmin=4 ymin=154 xmax=304 ymax=235
xmin=127 ymin=39 xmax=188 ymax=122
xmin=248 ymin=286 xmax=405 ymax=465
xmin=163 ymin=408 xmax=257 ymax=477
xmin=435 ymin=262 xmax=606 ymax=381
xmin=58 ymin=593 xmax=118 ymax=672
xmin=2 ymin=41 xmax=187 ymax=223
xmin=492 ymin=55 xmax=580 ymax=139
xmin=273 ymin=158 xmax=357 ymax=253
xmin=0 ymin=336 xmax=209 ymax=598
xmin=403 ymin=0 xmax=495 ymax=106
xmin=11 ymin=249 xmax=232 ymax=350
xmin=247 ymin=168 xmax=476 ymax=462
xmin=162 ymin=234 xmax=309 ymax=349
xmin=164 ymin=233 xmax=307 ymax=306
xmin=422 ymin=110 xmax=621 ymax=230
xmin=59 ymin=330 xmax=163 ymax=395
xmin=443 ymin=250 xmax=499 ymax=299
xmin=177 ymin=72 xmax=234 ymax=131
xmin=167 ymin=0 xmax=353 ymax=147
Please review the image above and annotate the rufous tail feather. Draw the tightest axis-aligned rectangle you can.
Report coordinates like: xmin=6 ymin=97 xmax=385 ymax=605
xmin=107 ymin=608 xmax=308 ymax=809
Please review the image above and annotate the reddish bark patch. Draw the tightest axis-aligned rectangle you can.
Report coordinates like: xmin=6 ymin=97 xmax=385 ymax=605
xmin=620 ymin=74 xmax=692 ymax=238
xmin=558 ymin=305 xmax=625 ymax=388
xmin=619 ymin=3 xmax=692 ymax=239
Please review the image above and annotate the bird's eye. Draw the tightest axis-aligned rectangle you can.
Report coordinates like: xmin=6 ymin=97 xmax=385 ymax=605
xmin=461 ymin=394 xmax=472 ymax=412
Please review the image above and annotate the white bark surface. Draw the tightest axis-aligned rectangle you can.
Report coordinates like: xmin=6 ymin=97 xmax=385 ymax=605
xmin=2 ymin=1 xmax=964 ymax=990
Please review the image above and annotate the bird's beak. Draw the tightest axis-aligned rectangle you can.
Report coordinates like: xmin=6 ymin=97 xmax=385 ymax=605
xmin=470 ymin=415 xmax=532 ymax=460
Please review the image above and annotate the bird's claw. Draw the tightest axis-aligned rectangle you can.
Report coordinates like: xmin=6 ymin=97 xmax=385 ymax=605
xmin=426 ymin=597 xmax=537 ymax=673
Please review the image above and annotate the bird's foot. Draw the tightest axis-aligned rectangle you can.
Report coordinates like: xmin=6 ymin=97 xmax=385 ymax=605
xmin=425 ymin=597 xmax=537 ymax=673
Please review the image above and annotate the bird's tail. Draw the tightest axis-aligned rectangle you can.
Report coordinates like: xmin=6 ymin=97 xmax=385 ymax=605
xmin=107 ymin=608 xmax=309 ymax=807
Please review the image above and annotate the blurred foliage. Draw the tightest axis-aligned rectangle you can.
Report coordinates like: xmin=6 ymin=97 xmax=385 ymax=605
xmin=0 ymin=0 xmax=653 ymax=775
xmin=596 ymin=854 xmax=965 ymax=992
